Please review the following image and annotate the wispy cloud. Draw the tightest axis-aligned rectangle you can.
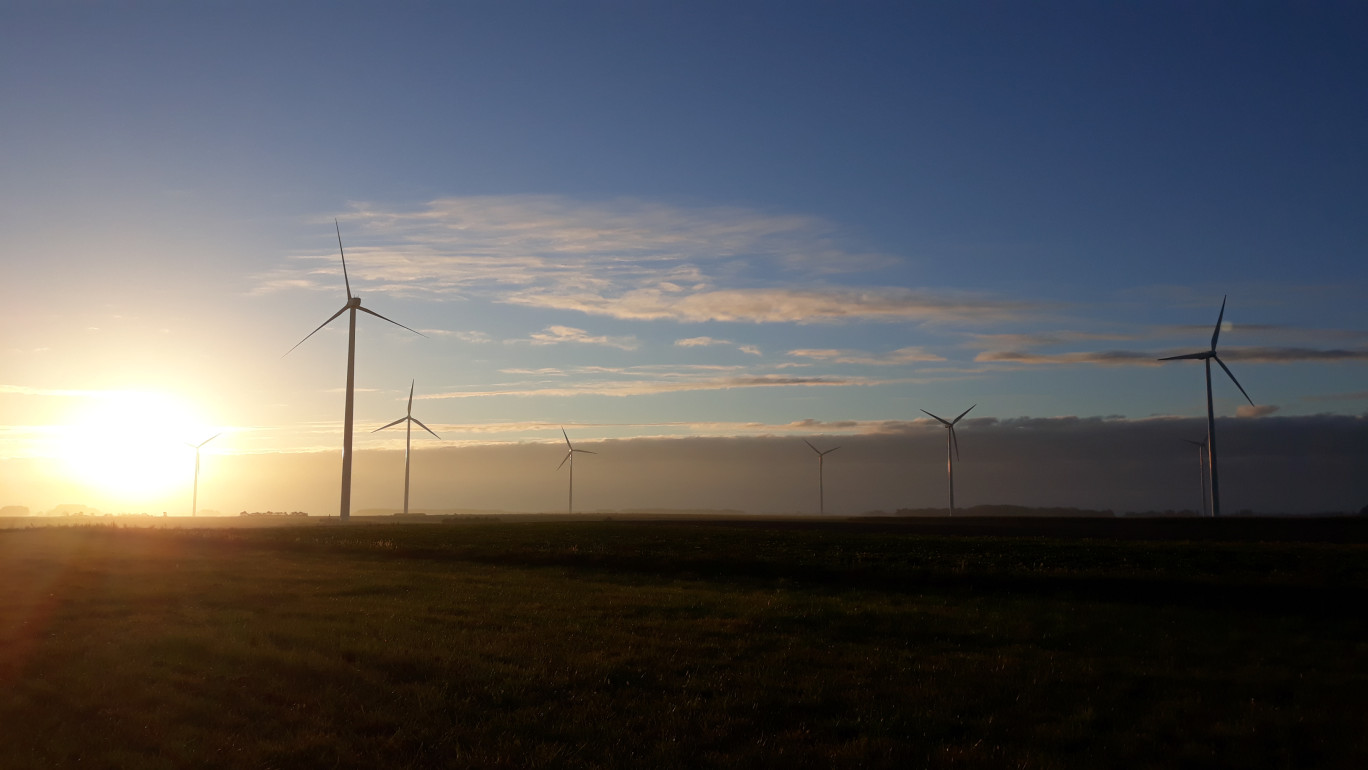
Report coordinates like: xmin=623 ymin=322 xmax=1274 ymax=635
xmin=964 ymin=331 xmax=1138 ymax=349
xmin=507 ymin=286 xmax=1042 ymax=324
xmin=420 ymin=329 xmax=491 ymax=343
xmin=525 ymin=325 xmax=639 ymax=350
xmin=1237 ymin=404 xmax=1280 ymax=418
xmin=788 ymin=346 xmax=945 ymax=365
xmin=1303 ymin=390 xmax=1368 ymax=402
xmin=976 ymin=346 xmax=1368 ymax=366
xmin=252 ymin=196 xmax=1044 ymax=326
xmin=1221 ymin=347 xmax=1368 ymax=363
xmin=676 ymin=336 xmax=732 ymax=348
xmin=420 ymin=373 xmax=901 ymax=399
xmin=675 ymin=336 xmax=764 ymax=355
xmin=975 ymin=350 xmax=1162 ymax=366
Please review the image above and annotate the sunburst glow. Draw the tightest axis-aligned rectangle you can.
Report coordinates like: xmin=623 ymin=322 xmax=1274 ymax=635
xmin=53 ymin=391 xmax=215 ymax=509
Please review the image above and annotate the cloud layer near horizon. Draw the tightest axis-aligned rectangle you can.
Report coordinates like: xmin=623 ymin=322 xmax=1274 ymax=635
xmin=5 ymin=414 xmax=1364 ymax=515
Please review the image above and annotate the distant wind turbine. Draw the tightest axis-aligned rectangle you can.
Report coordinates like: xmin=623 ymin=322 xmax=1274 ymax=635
xmin=286 ymin=219 xmax=424 ymax=520
xmin=373 ymin=380 xmax=440 ymax=516
xmin=1158 ymin=296 xmax=1254 ymax=517
xmin=1182 ymin=437 xmax=1210 ymax=517
xmin=921 ymin=404 xmax=975 ymax=515
xmin=557 ymin=428 xmax=596 ymax=514
xmin=803 ymin=439 xmax=840 ymax=515
xmin=187 ymin=433 xmax=220 ymax=517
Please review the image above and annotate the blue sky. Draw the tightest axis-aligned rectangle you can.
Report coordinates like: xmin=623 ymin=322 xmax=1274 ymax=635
xmin=1 ymin=2 xmax=1365 ymax=513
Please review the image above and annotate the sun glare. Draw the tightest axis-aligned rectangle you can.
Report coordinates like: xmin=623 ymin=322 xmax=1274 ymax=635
xmin=55 ymin=391 xmax=216 ymax=509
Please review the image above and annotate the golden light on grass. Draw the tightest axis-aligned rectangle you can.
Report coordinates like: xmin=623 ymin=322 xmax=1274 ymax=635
xmin=51 ymin=390 xmax=215 ymax=508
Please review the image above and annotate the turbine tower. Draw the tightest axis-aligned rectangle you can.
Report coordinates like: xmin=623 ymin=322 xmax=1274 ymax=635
xmin=921 ymin=404 xmax=975 ymax=515
xmin=1158 ymin=296 xmax=1254 ymax=517
xmin=803 ymin=439 xmax=840 ymax=515
xmin=287 ymin=220 xmax=424 ymax=520
xmin=1182 ymin=437 xmax=1210 ymax=517
xmin=557 ymin=428 xmax=596 ymax=514
xmin=373 ymin=380 xmax=440 ymax=516
xmin=187 ymin=433 xmax=220 ymax=517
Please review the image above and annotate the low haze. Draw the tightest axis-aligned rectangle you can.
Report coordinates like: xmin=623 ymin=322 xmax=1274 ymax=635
xmin=2 ymin=2 xmax=1365 ymax=516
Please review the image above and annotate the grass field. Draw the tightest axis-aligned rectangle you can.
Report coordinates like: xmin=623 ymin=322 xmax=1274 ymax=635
xmin=1 ymin=517 xmax=1365 ymax=768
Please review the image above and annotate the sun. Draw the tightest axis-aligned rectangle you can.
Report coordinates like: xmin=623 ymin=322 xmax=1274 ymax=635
xmin=55 ymin=391 xmax=217 ymax=510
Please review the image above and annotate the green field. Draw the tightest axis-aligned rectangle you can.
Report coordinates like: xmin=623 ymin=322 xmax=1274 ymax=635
xmin=2 ymin=518 xmax=1365 ymax=768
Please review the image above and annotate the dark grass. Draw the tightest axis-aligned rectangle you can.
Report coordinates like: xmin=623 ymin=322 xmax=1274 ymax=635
xmin=1 ymin=519 xmax=1365 ymax=768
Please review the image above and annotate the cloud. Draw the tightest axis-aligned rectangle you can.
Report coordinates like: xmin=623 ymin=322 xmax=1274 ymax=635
xmin=252 ymin=196 xmax=1046 ymax=326
xmin=1236 ymin=404 xmax=1280 ymax=418
xmin=1304 ymin=390 xmax=1368 ymax=402
xmin=675 ymin=337 xmax=765 ymax=356
xmin=976 ymin=346 xmax=1368 ymax=367
xmin=508 ymin=286 xmax=1042 ymax=325
xmin=975 ymin=350 xmax=1161 ymax=366
xmin=172 ymin=413 xmax=1368 ymax=514
xmin=1221 ymin=347 xmax=1368 ymax=363
xmin=788 ymin=346 xmax=945 ymax=365
xmin=964 ymin=331 xmax=1138 ymax=349
xmin=421 ymin=373 xmax=900 ymax=399
xmin=420 ymin=329 xmax=492 ymax=343
xmin=526 ymin=325 xmax=639 ymax=351
xmin=675 ymin=336 xmax=732 ymax=348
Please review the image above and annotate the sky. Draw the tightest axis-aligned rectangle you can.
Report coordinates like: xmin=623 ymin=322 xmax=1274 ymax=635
xmin=1 ymin=1 xmax=1365 ymax=516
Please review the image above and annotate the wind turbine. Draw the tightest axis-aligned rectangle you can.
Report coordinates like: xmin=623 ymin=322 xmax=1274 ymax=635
xmin=373 ymin=380 xmax=441 ymax=516
xmin=1158 ymin=296 xmax=1254 ymax=517
xmin=1182 ymin=438 xmax=1210 ymax=517
xmin=187 ymin=433 xmax=220 ymax=517
xmin=287 ymin=219 xmax=424 ymax=520
xmin=803 ymin=439 xmax=840 ymax=515
xmin=921 ymin=404 xmax=975 ymax=515
xmin=557 ymin=428 xmax=596 ymax=514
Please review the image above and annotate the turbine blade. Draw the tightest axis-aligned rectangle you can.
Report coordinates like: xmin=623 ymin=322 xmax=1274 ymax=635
xmin=197 ymin=432 xmax=222 ymax=448
xmin=1182 ymin=439 xmax=1204 ymax=447
xmin=825 ymin=447 xmax=841 ymax=455
xmin=920 ymin=409 xmax=951 ymax=426
xmin=557 ymin=451 xmax=572 ymax=470
xmin=336 ymin=219 xmax=352 ymax=300
xmin=407 ymin=380 xmax=415 ymax=416
xmin=357 ymin=306 xmax=425 ymax=337
xmin=575 ymin=449 xmax=597 ymax=455
xmin=951 ymin=426 xmax=961 ymax=460
xmin=411 ymin=418 xmax=440 ymax=439
xmin=952 ymin=404 xmax=977 ymax=424
xmin=372 ymin=417 xmax=408 ymax=433
xmin=803 ymin=439 xmax=820 ymax=454
xmin=562 ymin=427 xmax=572 ymax=449
xmin=1157 ymin=351 xmax=1208 ymax=361
xmin=1211 ymin=295 xmax=1227 ymax=350
xmin=284 ymin=304 xmax=349 ymax=356
xmin=1213 ymin=354 xmax=1255 ymax=406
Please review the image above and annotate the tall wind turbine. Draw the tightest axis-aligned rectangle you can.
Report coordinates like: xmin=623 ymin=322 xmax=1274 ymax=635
xmin=557 ymin=428 xmax=596 ymax=514
xmin=1158 ymin=296 xmax=1254 ymax=517
xmin=921 ymin=404 xmax=975 ymax=515
xmin=287 ymin=220 xmax=424 ymax=520
xmin=187 ymin=433 xmax=220 ymax=517
xmin=1182 ymin=438 xmax=1210 ymax=517
xmin=803 ymin=439 xmax=840 ymax=515
xmin=373 ymin=380 xmax=440 ymax=516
